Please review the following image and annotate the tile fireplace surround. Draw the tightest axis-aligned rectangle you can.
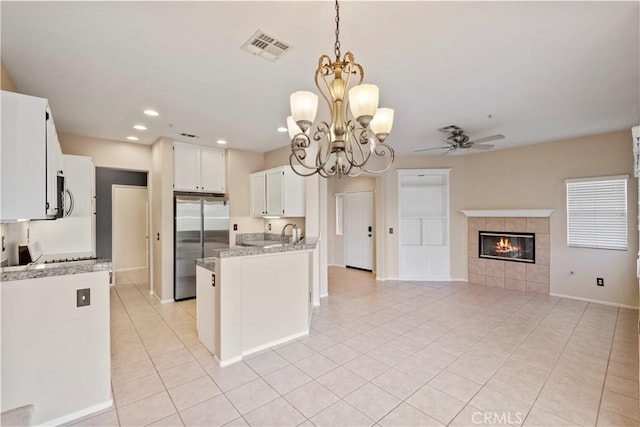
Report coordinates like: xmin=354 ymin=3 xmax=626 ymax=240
xmin=465 ymin=212 xmax=551 ymax=294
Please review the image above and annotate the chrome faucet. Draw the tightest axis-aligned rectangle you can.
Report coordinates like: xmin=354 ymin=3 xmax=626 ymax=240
xmin=281 ymin=223 xmax=296 ymax=243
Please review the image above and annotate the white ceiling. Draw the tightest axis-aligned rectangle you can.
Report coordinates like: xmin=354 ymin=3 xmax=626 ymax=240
xmin=2 ymin=1 xmax=638 ymax=155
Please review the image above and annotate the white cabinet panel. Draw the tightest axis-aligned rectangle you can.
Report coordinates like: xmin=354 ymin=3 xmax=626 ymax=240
xmin=196 ymin=266 xmax=218 ymax=356
xmin=398 ymin=169 xmax=450 ymax=280
xmin=200 ymin=147 xmax=225 ymax=193
xmin=174 ymin=142 xmax=225 ymax=193
xmin=250 ymin=167 xmax=305 ymax=218
xmin=174 ymin=143 xmax=200 ymax=191
xmin=266 ymin=169 xmax=284 ymax=216
xmin=250 ymin=173 xmax=267 ymax=216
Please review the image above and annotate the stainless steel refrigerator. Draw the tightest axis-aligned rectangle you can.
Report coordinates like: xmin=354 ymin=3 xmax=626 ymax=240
xmin=174 ymin=194 xmax=229 ymax=301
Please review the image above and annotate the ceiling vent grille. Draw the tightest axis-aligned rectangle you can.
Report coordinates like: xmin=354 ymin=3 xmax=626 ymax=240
xmin=241 ymin=29 xmax=291 ymax=62
xmin=180 ymin=132 xmax=200 ymax=138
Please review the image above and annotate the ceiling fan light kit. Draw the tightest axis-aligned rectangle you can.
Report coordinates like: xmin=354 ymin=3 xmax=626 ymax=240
xmin=287 ymin=0 xmax=395 ymax=178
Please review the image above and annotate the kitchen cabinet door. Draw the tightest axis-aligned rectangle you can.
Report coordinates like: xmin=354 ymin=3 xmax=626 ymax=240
xmin=266 ymin=169 xmax=284 ymax=216
xmin=200 ymin=147 xmax=225 ymax=193
xmin=250 ymin=173 xmax=266 ymax=216
xmin=174 ymin=143 xmax=199 ymax=191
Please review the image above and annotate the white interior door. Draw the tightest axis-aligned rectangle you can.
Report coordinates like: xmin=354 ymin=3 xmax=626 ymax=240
xmin=113 ymin=185 xmax=148 ymax=272
xmin=344 ymin=191 xmax=374 ymax=271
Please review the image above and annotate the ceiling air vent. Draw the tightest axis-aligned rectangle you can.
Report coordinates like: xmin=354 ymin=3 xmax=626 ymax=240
xmin=180 ymin=132 xmax=200 ymax=138
xmin=241 ymin=29 xmax=291 ymax=62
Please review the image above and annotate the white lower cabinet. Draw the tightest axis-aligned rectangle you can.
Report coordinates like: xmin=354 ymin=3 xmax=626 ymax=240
xmin=250 ymin=166 xmax=305 ymax=217
xmin=196 ymin=265 xmax=218 ymax=356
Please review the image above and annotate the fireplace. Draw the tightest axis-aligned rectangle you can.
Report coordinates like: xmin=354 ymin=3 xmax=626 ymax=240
xmin=479 ymin=231 xmax=535 ymax=263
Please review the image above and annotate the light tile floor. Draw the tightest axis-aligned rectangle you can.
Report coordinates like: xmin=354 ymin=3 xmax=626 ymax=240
xmin=72 ymin=267 xmax=639 ymax=426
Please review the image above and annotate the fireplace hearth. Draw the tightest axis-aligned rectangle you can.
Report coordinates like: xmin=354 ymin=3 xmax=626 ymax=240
xmin=479 ymin=231 xmax=535 ymax=263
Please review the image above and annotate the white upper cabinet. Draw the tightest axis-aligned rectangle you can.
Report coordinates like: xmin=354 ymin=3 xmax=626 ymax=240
xmin=250 ymin=166 xmax=305 ymax=217
xmin=250 ymin=173 xmax=266 ymax=217
xmin=1 ymin=90 xmax=62 ymax=220
xmin=174 ymin=142 xmax=225 ymax=193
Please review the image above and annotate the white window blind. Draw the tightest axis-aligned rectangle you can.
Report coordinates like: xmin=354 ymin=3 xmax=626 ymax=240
xmin=566 ymin=176 xmax=628 ymax=250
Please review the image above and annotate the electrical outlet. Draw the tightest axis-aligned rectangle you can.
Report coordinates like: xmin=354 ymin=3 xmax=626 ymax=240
xmin=233 ymin=224 xmax=238 ymax=231
xmin=597 ymin=277 xmax=604 ymax=286
xmin=77 ymin=288 xmax=91 ymax=307
xmin=268 ymin=223 xmax=272 ymax=231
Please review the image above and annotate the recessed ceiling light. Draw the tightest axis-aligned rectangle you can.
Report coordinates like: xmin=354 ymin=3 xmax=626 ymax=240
xmin=277 ymin=126 xmax=288 ymax=133
xmin=133 ymin=124 xmax=147 ymax=131
xmin=216 ymin=139 xmax=228 ymax=145
xmin=143 ymin=109 xmax=159 ymax=116
xmin=126 ymin=136 xmax=139 ymax=141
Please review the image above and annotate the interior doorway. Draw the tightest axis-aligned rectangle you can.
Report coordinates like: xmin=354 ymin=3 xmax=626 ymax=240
xmin=344 ymin=190 xmax=374 ymax=271
xmin=112 ymin=185 xmax=148 ymax=274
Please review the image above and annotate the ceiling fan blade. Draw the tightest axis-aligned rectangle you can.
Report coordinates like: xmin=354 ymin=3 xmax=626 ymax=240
xmin=470 ymin=144 xmax=494 ymax=150
xmin=469 ymin=134 xmax=505 ymax=144
xmin=414 ymin=146 xmax=451 ymax=153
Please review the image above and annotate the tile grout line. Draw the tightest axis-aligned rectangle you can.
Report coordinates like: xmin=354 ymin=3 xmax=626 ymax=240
xmin=519 ymin=301 xmax=599 ymax=426
xmin=113 ymin=271 xmax=184 ymax=426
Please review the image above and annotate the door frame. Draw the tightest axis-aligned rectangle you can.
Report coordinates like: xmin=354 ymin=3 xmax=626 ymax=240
xmin=343 ymin=190 xmax=375 ymax=272
xmin=111 ymin=184 xmax=150 ymax=277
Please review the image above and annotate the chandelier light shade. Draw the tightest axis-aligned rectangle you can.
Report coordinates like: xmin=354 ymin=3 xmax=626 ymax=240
xmin=287 ymin=0 xmax=395 ymax=178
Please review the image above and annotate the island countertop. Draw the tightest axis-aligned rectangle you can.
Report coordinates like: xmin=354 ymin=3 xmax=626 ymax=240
xmin=196 ymin=236 xmax=318 ymax=272
xmin=0 ymin=259 xmax=113 ymax=282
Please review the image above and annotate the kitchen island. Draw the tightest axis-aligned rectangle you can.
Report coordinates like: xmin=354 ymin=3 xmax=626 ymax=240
xmin=196 ymin=234 xmax=316 ymax=366
xmin=1 ymin=259 xmax=113 ymax=425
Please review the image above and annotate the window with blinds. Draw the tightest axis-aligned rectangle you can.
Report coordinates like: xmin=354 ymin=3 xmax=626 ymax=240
xmin=566 ymin=176 xmax=628 ymax=250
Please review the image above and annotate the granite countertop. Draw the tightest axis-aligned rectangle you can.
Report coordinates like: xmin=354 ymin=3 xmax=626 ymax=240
xmin=1 ymin=259 xmax=113 ymax=282
xmin=196 ymin=235 xmax=318 ymax=272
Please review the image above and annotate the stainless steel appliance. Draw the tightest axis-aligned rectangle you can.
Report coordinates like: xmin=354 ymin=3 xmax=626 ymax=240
xmin=174 ymin=194 xmax=229 ymax=301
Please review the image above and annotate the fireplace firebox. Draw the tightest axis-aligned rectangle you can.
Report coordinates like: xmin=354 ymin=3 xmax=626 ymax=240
xmin=479 ymin=231 xmax=535 ymax=263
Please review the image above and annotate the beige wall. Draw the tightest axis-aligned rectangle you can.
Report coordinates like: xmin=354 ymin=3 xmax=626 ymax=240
xmin=263 ymin=145 xmax=291 ymax=170
xmin=113 ymin=186 xmax=148 ymax=272
xmin=59 ymin=133 xmax=151 ymax=172
xmin=1 ymin=60 xmax=17 ymax=92
xmin=327 ymin=177 xmax=376 ymax=267
xmin=226 ymin=149 xmax=264 ymax=243
xmin=380 ymin=155 xmax=468 ymax=281
xmin=464 ymin=130 xmax=637 ymax=307
xmin=150 ymin=137 xmax=174 ymax=301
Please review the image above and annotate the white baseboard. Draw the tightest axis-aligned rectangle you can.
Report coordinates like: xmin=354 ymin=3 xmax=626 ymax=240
xmin=243 ymin=330 xmax=309 ymax=357
xmin=44 ymin=399 xmax=113 ymax=426
xmin=216 ymin=354 xmax=242 ymax=368
xmin=151 ymin=291 xmax=173 ymax=304
xmin=328 ymin=263 xmax=345 ymax=267
xmin=215 ymin=330 xmax=310 ymax=367
xmin=549 ymin=293 xmax=639 ymax=310
xmin=320 ymin=293 xmax=328 ymax=298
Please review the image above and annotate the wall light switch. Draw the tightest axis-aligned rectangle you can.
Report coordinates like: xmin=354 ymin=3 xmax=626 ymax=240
xmin=77 ymin=288 xmax=91 ymax=307
xmin=233 ymin=224 xmax=238 ymax=231
xmin=389 ymin=228 xmax=394 ymax=234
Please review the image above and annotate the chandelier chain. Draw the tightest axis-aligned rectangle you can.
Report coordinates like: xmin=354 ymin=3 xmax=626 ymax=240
xmin=334 ymin=0 xmax=341 ymax=60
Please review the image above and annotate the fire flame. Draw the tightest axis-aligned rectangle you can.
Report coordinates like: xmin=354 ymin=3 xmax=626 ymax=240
xmin=495 ymin=238 xmax=519 ymax=254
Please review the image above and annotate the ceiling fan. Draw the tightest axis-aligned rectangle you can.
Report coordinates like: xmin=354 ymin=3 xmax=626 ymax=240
xmin=415 ymin=125 xmax=505 ymax=153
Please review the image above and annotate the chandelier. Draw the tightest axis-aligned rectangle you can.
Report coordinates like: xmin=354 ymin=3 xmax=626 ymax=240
xmin=287 ymin=0 xmax=395 ymax=178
